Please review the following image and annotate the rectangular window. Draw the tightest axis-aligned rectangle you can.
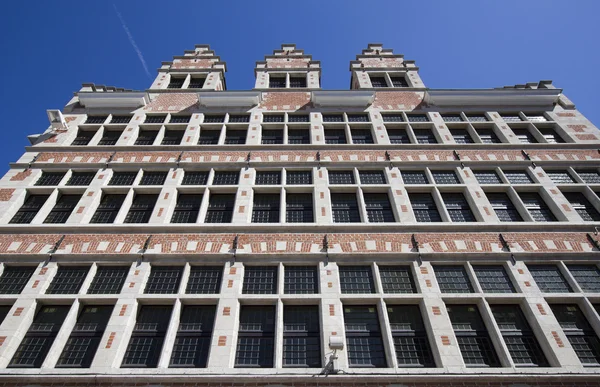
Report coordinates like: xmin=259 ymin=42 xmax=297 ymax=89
xmin=564 ymin=192 xmax=600 ymax=221
xmin=387 ymin=305 xmax=435 ymax=367
xmin=182 ymin=171 xmax=209 ymax=185
xmin=87 ymin=266 xmax=129 ymax=294
xmin=575 ymin=169 xmax=600 ymax=184
xmin=339 ymin=266 xmax=375 ymax=294
xmin=161 ymin=129 xmax=184 ymax=145
xmin=347 ymin=114 xmax=369 ymax=122
xmin=0 ymin=266 xmax=35 ymax=294
xmin=501 ymin=114 xmax=522 ymax=122
xmin=170 ymin=115 xmax=191 ymax=124
xmin=261 ymin=129 xmax=283 ymax=145
xmin=144 ymin=115 xmax=166 ymax=124
xmin=331 ymin=193 xmax=361 ymax=223
xmin=205 ymin=194 xmax=234 ymax=223
xmin=566 ymin=265 xmax=600 ymax=292
xmin=90 ymin=194 xmax=126 ymax=224
xmin=322 ymin=114 xmax=344 ymax=122
xmin=10 ymin=194 xmax=49 ymax=224
xmin=487 ymin=192 xmax=523 ymax=222
xmin=110 ymin=115 xmax=131 ymax=124
xmin=122 ymin=305 xmax=172 ymax=368
xmin=324 ymin=129 xmax=347 ymax=144
xmin=170 ymin=305 xmax=216 ymax=368
xmin=387 ymin=129 xmax=410 ymax=144
xmin=56 ymin=305 xmax=113 ymax=368
xmin=402 ymin=171 xmax=428 ymax=184
xmin=242 ymin=266 xmax=277 ymax=294
xmin=528 ymin=265 xmax=572 ymax=293
xmin=124 ymin=194 xmax=158 ymax=223
xmin=381 ymin=113 xmax=404 ymax=122
xmin=134 ymin=130 xmax=158 ymax=145
xmin=171 ymin=194 xmax=202 ymax=223
xmin=35 ymin=172 xmax=65 ymax=186
xmin=186 ymin=266 xmax=223 ymax=294
xmin=329 ymin=170 xmax=355 ymax=185
xmin=263 ymin=114 xmax=284 ymax=123
xmin=503 ymin=170 xmax=533 ymax=184
xmin=546 ymin=170 xmax=576 ymax=184
xmin=284 ymin=266 xmax=318 ymax=294
xmin=390 ymin=76 xmax=409 ymax=87
xmin=513 ymin=129 xmax=538 ymax=143
xmin=46 ymin=266 xmax=89 ymax=294
xmin=252 ymin=193 xmax=280 ymax=223
xmin=289 ymin=76 xmax=307 ymax=88
xmin=434 ymin=265 xmax=473 ymax=293
xmin=431 ymin=170 xmax=460 ymax=184
xmin=413 ymin=129 xmax=437 ymax=144
xmin=477 ymin=129 xmax=501 ymax=143
xmin=188 ymin=77 xmax=205 ymax=88
xmin=167 ymin=77 xmax=185 ymax=89
xmin=286 ymin=170 xmax=312 ymax=185
xmin=235 ymin=306 xmax=275 ymax=367
xmin=255 ymin=171 xmax=281 ymax=185
xmin=518 ymin=192 xmax=557 ymax=221
xmin=359 ymin=170 xmax=386 ymax=185
xmin=287 ymin=129 xmax=310 ymax=144
xmin=10 ymin=305 xmax=71 ymax=368
xmin=364 ymin=193 xmax=395 ymax=223
xmin=551 ymin=304 xmax=600 ymax=365
xmin=98 ymin=130 xmax=122 ymax=145
xmin=145 ymin=266 xmax=182 ymax=294
xmin=474 ymin=170 xmax=502 ymax=184
xmin=198 ymin=130 xmax=220 ymax=145
xmin=369 ymin=76 xmax=387 ymax=88
xmin=447 ymin=305 xmax=500 ymax=367
xmin=286 ymin=193 xmax=313 ymax=223
xmin=283 ymin=306 xmax=321 ymax=367
xmin=409 ymin=193 xmax=442 ymax=222
xmin=468 ymin=114 xmax=489 ymax=122
xmin=526 ymin=114 xmax=548 ymax=122
xmin=72 ymin=130 xmax=96 ymax=146
xmin=86 ymin=116 xmax=107 ymax=124
xmin=351 ymin=129 xmax=374 ymax=144
xmin=442 ymin=193 xmax=476 ymax=222
xmin=212 ymin=171 xmax=239 ymax=185
xmin=139 ymin=171 xmax=167 ymax=185
xmin=539 ymin=128 xmax=564 ymax=143
xmin=288 ymin=114 xmax=309 ymax=123
xmin=43 ymin=194 xmax=81 ymax=224
xmin=229 ymin=115 xmax=250 ymax=123
xmin=344 ymin=306 xmax=386 ymax=367
xmin=473 ymin=266 xmax=515 ymax=293
xmin=109 ymin=171 xmax=137 ymax=186
xmin=269 ymin=76 xmax=286 ymax=88
xmin=203 ymin=114 xmax=225 ymax=123
xmin=66 ymin=172 xmax=96 ymax=186
xmin=451 ymin=129 xmax=474 ymax=144
xmin=442 ymin=114 xmax=463 ymax=122
xmin=406 ymin=114 xmax=429 ymax=122
xmin=379 ymin=266 xmax=416 ymax=293
xmin=224 ymin=129 xmax=247 ymax=145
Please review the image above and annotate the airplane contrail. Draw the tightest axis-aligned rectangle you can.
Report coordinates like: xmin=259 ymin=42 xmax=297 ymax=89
xmin=113 ymin=4 xmax=152 ymax=79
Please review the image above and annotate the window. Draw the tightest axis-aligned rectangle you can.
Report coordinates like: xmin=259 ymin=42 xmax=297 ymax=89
xmin=491 ymin=305 xmax=548 ymax=366
xmin=135 ymin=130 xmax=158 ymax=145
xmin=171 ymin=194 xmax=202 ymax=223
xmin=402 ymin=171 xmax=428 ymax=184
xmin=263 ymin=114 xmax=284 ymax=123
xmin=9 ymin=306 xmax=71 ymax=368
xmin=388 ymin=129 xmax=410 ymax=144
xmin=0 ymin=306 xmax=10 ymax=325
xmin=261 ymin=129 xmax=283 ymax=145
xmin=229 ymin=115 xmax=250 ymax=123
xmin=98 ymin=130 xmax=122 ymax=145
xmin=434 ymin=265 xmax=473 ymax=293
xmin=203 ymin=114 xmax=225 ymax=123
xmin=224 ymin=129 xmax=247 ymax=145
xmin=390 ymin=76 xmax=409 ymax=87
xmin=387 ymin=305 xmax=435 ymax=367
xmin=72 ymin=130 xmax=96 ymax=146
xmin=35 ymin=172 xmax=65 ymax=186
xmin=286 ymin=170 xmax=312 ymax=185
xmin=90 ymin=194 xmax=126 ymax=223
xmin=381 ymin=113 xmax=404 ymax=122
xmin=235 ymin=306 xmax=275 ymax=367
xmin=551 ymin=304 xmax=600 ymax=365
xmin=256 ymin=171 xmax=281 ymax=185
xmin=563 ymin=192 xmax=600 ymax=221
xmin=518 ymin=192 xmax=557 ymax=221
xmin=170 ymin=306 xmax=216 ymax=368
xmin=283 ymin=306 xmax=322 ymax=369
xmin=359 ymin=170 xmax=386 ymax=185
xmin=161 ymin=129 xmax=184 ymax=145
xmin=528 ymin=265 xmax=572 ymax=293
xmin=324 ymin=129 xmax=347 ymax=144
xmin=406 ymin=114 xmax=429 ymax=122
xmin=413 ymin=129 xmax=437 ymax=144
xmin=212 ymin=171 xmax=238 ymax=185
xmin=526 ymin=114 xmax=548 ymax=122
xmin=43 ymin=194 xmax=81 ymax=224
xmin=170 ymin=115 xmax=191 ymax=124
xmin=447 ymin=305 xmax=500 ymax=367
xmin=369 ymin=75 xmax=387 ymax=88
xmin=186 ymin=266 xmax=222 ymax=294
xmin=46 ymin=266 xmax=89 ymax=294
xmin=503 ymin=170 xmax=533 ymax=184
xmin=284 ymin=266 xmax=318 ymax=294
xmin=442 ymin=114 xmax=463 ymax=122
xmin=409 ymin=193 xmax=442 ymax=222
xmin=288 ymin=114 xmax=309 ymax=123
xmin=513 ymin=129 xmax=538 ymax=144
xmin=351 ymin=129 xmax=374 ymax=144
xmin=286 ymin=193 xmax=313 ymax=223
xmin=329 ymin=170 xmax=355 ymax=184
xmin=364 ymin=193 xmax=395 ymax=222
xmin=451 ymin=129 xmax=474 ymax=144
xmin=347 ymin=114 xmax=369 ymax=122
xmin=252 ymin=193 xmax=280 ymax=223
xmin=66 ymin=172 xmax=95 ymax=186
xmin=124 ymin=194 xmax=158 ymax=223
xmin=566 ymin=265 xmax=600 ymax=292
xmin=379 ymin=266 xmax=416 ymax=293
xmin=109 ymin=171 xmax=137 ymax=185
xmin=474 ymin=170 xmax=502 ymax=184
xmin=205 ymin=194 xmax=234 ymax=223
xmin=167 ymin=77 xmax=185 ymax=89
xmin=501 ymin=114 xmax=522 ymax=122
xmin=331 ymin=193 xmax=361 ymax=223
xmin=442 ymin=193 xmax=476 ymax=222
xmin=477 ymin=129 xmax=501 ymax=143
xmin=289 ymin=76 xmax=307 ymax=88
xmin=0 ymin=266 xmax=35 ymax=294
xmin=431 ymin=170 xmax=459 ymax=184
xmin=110 ymin=115 xmax=131 ymax=124
xmin=144 ymin=115 xmax=166 ymax=124
xmin=473 ymin=266 xmax=515 ymax=293
xmin=269 ymin=76 xmax=286 ymax=88
xmin=287 ymin=129 xmax=310 ymax=144
xmin=487 ymin=192 xmax=523 ymax=222
xmin=344 ymin=306 xmax=386 ymax=367
xmin=145 ymin=266 xmax=182 ymax=294
xmin=56 ymin=305 xmax=113 ymax=368
xmin=122 ymin=306 xmax=172 ymax=368
xmin=182 ymin=171 xmax=209 ymax=185
xmin=243 ymin=266 xmax=277 ymax=294
xmin=575 ymin=169 xmax=600 ymax=184
xmin=188 ymin=77 xmax=205 ymax=89
xmin=87 ymin=266 xmax=129 ymax=294
xmin=85 ymin=116 xmax=107 ymax=124
xmin=539 ymin=128 xmax=564 ymax=143
xmin=546 ymin=170 xmax=576 ymax=184
xmin=468 ymin=114 xmax=488 ymax=122
xmin=139 ymin=171 xmax=167 ymax=185
xmin=339 ymin=266 xmax=375 ymax=294
xmin=10 ymin=194 xmax=49 ymax=224
xmin=322 ymin=114 xmax=344 ymax=122
xmin=198 ymin=130 xmax=220 ymax=145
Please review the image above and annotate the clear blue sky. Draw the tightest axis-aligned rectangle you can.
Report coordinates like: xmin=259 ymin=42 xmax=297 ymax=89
xmin=0 ymin=0 xmax=598 ymax=173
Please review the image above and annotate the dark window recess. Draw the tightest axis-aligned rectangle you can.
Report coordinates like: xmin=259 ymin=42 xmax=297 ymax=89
xmin=359 ymin=170 xmax=386 ymax=184
xmin=109 ymin=171 xmax=137 ymax=185
xmin=171 ymin=194 xmax=202 ymax=223
xmin=487 ymin=193 xmax=523 ymax=222
xmin=188 ymin=77 xmax=205 ymax=89
xmin=167 ymin=77 xmax=185 ymax=89
xmin=288 ymin=114 xmax=309 ymax=123
xmin=186 ymin=266 xmax=223 ymax=294
xmin=124 ymin=194 xmax=158 ymax=224
xmin=322 ymin=114 xmax=344 ymax=122
xmin=409 ymin=193 xmax=442 ymax=222
xmin=252 ymin=193 xmax=280 ymax=223
xmin=468 ymin=114 xmax=489 ymax=122
xmin=85 ymin=116 xmax=107 ymax=124
xmin=388 ymin=305 xmax=435 ymax=367
xmin=161 ymin=130 xmax=184 ymax=145
xmin=379 ymin=266 xmax=416 ymax=294
xmin=203 ymin=114 xmax=225 ymax=123
xmin=67 ymin=172 xmax=96 ymax=186
xmin=72 ymin=130 xmax=96 ymax=146
xmin=474 ymin=171 xmax=502 ymax=184
xmin=546 ymin=170 xmax=576 ymax=184
xmin=0 ymin=266 xmax=35 ymax=294
xmin=331 ymin=193 xmax=361 ymax=223
xmin=413 ymin=129 xmax=437 ymax=144
xmin=286 ymin=193 xmax=313 ymax=223
xmin=110 ymin=115 xmax=132 ymax=124
xmin=434 ymin=265 xmax=473 ymax=293
xmin=283 ymin=306 xmax=321 ymax=367
xmin=263 ymin=115 xmax=284 ymax=123
xmin=224 ymin=129 xmax=247 ymax=144
xmin=351 ymin=129 xmax=374 ymax=144
xmin=382 ymin=113 xmax=404 ymax=122
xmin=369 ymin=76 xmax=387 ymax=88
xmin=339 ymin=266 xmax=375 ymax=294
xmin=10 ymin=195 xmax=49 ymax=224
xmin=388 ymin=129 xmax=410 ymax=144
xmin=324 ymin=129 xmax=347 ymax=144
xmin=9 ymin=305 xmax=71 ymax=368
xmin=287 ymin=170 xmax=312 ymax=185
xmin=344 ymin=306 xmax=387 ymax=367
xmin=198 ymin=130 xmax=220 ymax=145
xmin=0 ymin=306 xmax=10 ymax=325
xmin=477 ymin=129 xmax=501 ymax=143
xmin=135 ymin=130 xmax=158 ymax=145
xmin=447 ymin=305 xmax=500 ymax=367
xmin=145 ymin=266 xmax=183 ymax=294
xmin=287 ymin=129 xmax=310 ymax=144
xmin=390 ymin=76 xmax=409 ymax=87
xmin=144 ymin=115 xmax=166 ymax=124
xmin=347 ymin=114 xmax=369 ymax=122
xmin=98 ymin=130 xmax=122 ymax=145
xmin=406 ymin=114 xmax=429 ymax=122
xmin=243 ymin=266 xmax=277 ymax=294
xmin=170 ymin=115 xmax=191 ymax=124
xmin=235 ymin=306 xmax=275 ymax=368
xmin=568 ymin=265 xmax=600 ymax=292
xmin=269 ymin=77 xmax=286 ymax=88
xmin=502 ymin=114 xmax=522 ymax=122
xmin=212 ymin=171 xmax=239 ymax=185
xmin=451 ymin=129 xmax=474 ymax=144
xmin=182 ymin=171 xmax=209 ymax=185
xmin=229 ymin=115 xmax=250 ymax=123
xmin=431 ymin=170 xmax=460 ymax=184
xmin=87 ymin=266 xmax=129 ymax=294
xmin=564 ymin=192 xmax=600 ymax=221
xmin=261 ymin=129 xmax=283 ymax=145
xmin=402 ymin=171 xmax=428 ymax=184
xmin=513 ymin=129 xmax=538 ymax=144
xmin=289 ymin=76 xmax=307 ymax=88
xmin=122 ymin=306 xmax=172 ymax=368
xmin=46 ymin=266 xmax=89 ymax=294
xmin=442 ymin=193 xmax=476 ymax=222
xmin=528 ymin=265 xmax=572 ymax=293
xmin=473 ymin=266 xmax=515 ymax=293
xmin=329 ymin=170 xmax=355 ymax=185
xmin=43 ymin=195 xmax=81 ymax=224
xmin=170 ymin=306 xmax=216 ymax=368
xmin=56 ymin=305 xmax=113 ymax=368
xmin=284 ymin=266 xmax=318 ymax=294
xmin=442 ymin=114 xmax=463 ymax=122
xmin=540 ymin=128 xmax=564 ymax=143
xmin=140 ymin=171 xmax=167 ymax=185
xmin=551 ymin=304 xmax=600 ymax=365
xmin=205 ymin=194 xmax=234 ymax=223
xmin=504 ymin=170 xmax=533 ymax=184
xmin=90 ymin=194 xmax=126 ymax=224
xmin=519 ymin=192 xmax=557 ymax=222
xmin=36 ymin=172 xmax=66 ymax=186
xmin=364 ymin=193 xmax=395 ymax=223
xmin=575 ymin=169 xmax=600 ymax=184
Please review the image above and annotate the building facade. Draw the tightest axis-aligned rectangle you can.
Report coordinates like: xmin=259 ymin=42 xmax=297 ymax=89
xmin=0 ymin=43 xmax=598 ymax=386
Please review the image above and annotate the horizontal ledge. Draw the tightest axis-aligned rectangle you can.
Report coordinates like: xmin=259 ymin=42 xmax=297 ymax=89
xmin=311 ymin=91 xmax=375 ymax=107
xmin=77 ymin=92 xmax=149 ymax=108
xmin=424 ymin=89 xmax=562 ymax=107
xmin=197 ymin=91 xmax=262 ymax=107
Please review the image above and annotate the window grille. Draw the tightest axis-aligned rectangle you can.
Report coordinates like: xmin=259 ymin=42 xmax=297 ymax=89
xmin=203 ymin=115 xmax=225 ymax=123
xmin=135 ymin=130 xmax=158 ymax=145
xmin=563 ymin=192 xmax=600 ymax=221
xmin=501 ymin=114 xmax=521 ymax=122
xmin=551 ymin=304 xmax=600 ymax=365
xmin=170 ymin=306 xmax=216 ymax=368
xmin=171 ymin=194 xmax=202 ymax=223
xmin=35 ymin=172 xmax=65 ymax=186
xmin=339 ymin=266 xmax=375 ymax=294
xmin=477 ymin=129 xmax=501 ymax=143
xmin=359 ymin=170 xmax=386 ymax=185
xmin=409 ymin=193 xmax=442 ymax=222
xmin=182 ymin=171 xmax=208 ymax=185
xmin=402 ymin=171 xmax=428 ymax=184
xmin=526 ymin=114 xmax=548 ymax=122
xmin=198 ymin=130 xmax=220 ymax=144
xmin=546 ymin=170 xmax=576 ymax=184
xmin=364 ymin=193 xmax=395 ymax=223
xmin=170 ymin=115 xmax=191 ymax=124
xmin=575 ymin=169 xmax=600 ymax=184
xmin=487 ymin=192 xmax=523 ymax=222
xmin=167 ymin=77 xmax=185 ymax=89
xmin=539 ymin=128 xmax=564 ymax=143
xmin=331 ymin=193 xmax=361 ymax=223
xmin=286 ymin=170 xmax=312 ymax=185
xmin=161 ymin=129 xmax=184 ymax=145
xmin=145 ymin=266 xmax=183 ymax=294
xmin=381 ymin=113 xmax=404 ymax=122
xmin=344 ymin=306 xmax=387 ymax=367
xmin=252 ymin=193 xmax=280 ymax=223
xmin=388 ymin=129 xmax=410 ymax=144
xmin=518 ymin=192 xmax=556 ymax=221
xmin=224 ymin=129 xmax=247 ymax=144
xmin=288 ymin=114 xmax=309 ymax=123
xmin=451 ymin=129 xmax=474 ymax=144
xmin=188 ymin=77 xmax=205 ymax=89
xmin=85 ymin=116 xmax=107 ymax=124
xmin=434 ymin=265 xmax=473 ymax=293
xmin=413 ymin=129 xmax=437 ymax=144
xmin=269 ymin=77 xmax=286 ymax=88
xmin=124 ymin=194 xmax=158 ymax=224
xmin=212 ymin=171 xmax=238 ymax=185
xmin=109 ymin=171 xmax=137 ymax=185
xmin=66 ymin=172 xmax=96 ymax=186
xmin=442 ymin=114 xmax=463 ymax=122
xmin=431 ymin=170 xmax=460 ymax=184
xmin=46 ymin=266 xmax=89 ymax=294
xmin=235 ymin=306 xmax=275 ymax=367
xmin=139 ymin=171 xmax=167 ymax=185
xmin=528 ymin=265 xmax=572 ymax=293
xmin=283 ymin=306 xmax=321 ymax=367
xmin=474 ymin=170 xmax=502 ymax=184
xmin=289 ymin=76 xmax=307 ymax=88
xmin=242 ymin=266 xmax=277 ymax=294
xmin=90 ymin=194 xmax=126 ymax=224
xmin=229 ymin=115 xmax=250 ymax=123
xmin=442 ymin=193 xmax=476 ymax=222
xmin=0 ymin=266 xmax=35 ymax=294
xmin=263 ymin=114 xmax=284 ymax=123
xmin=98 ymin=130 xmax=122 ymax=145
xmin=513 ymin=129 xmax=538 ymax=143
xmin=110 ymin=115 xmax=131 ymax=124
xmin=205 ymin=194 xmax=234 ymax=223
xmin=468 ymin=114 xmax=489 ymax=122
xmin=379 ymin=266 xmax=417 ymax=293
xmin=322 ymin=114 xmax=344 ymax=122
xmin=390 ymin=76 xmax=409 ymax=87
xmin=329 ymin=170 xmax=355 ymax=184
xmin=43 ymin=194 xmax=81 ymax=224
xmin=87 ymin=266 xmax=129 ymax=294
xmin=122 ymin=306 xmax=172 ymax=368
xmin=144 ymin=115 xmax=166 ymax=124
xmin=284 ymin=266 xmax=318 ymax=294
xmin=567 ymin=265 xmax=600 ymax=292
xmin=261 ymin=129 xmax=283 ymax=145
xmin=324 ymin=129 xmax=347 ymax=144
xmin=10 ymin=195 xmax=49 ymax=224
xmin=71 ymin=130 xmax=96 ymax=146
xmin=287 ymin=129 xmax=310 ymax=144
xmin=473 ymin=265 xmax=515 ymax=293
xmin=347 ymin=114 xmax=369 ymax=122
xmin=369 ymin=76 xmax=387 ymax=87
xmin=186 ymin=266 xmax=223 ymax=294
xmin=503 ymin=170 xmax=533 ymax=184
xmin=447 ymin=305 xmax=500 ymax=367
xmin=387 ymin=305 xmax=435 ymax=367
xmin=406 ymin=114 xmax=428 ymax=122
xmin=351 ymin=129 xmax=374 ymax=144
xmin=286 ymin=193 xmax=313 ymax=223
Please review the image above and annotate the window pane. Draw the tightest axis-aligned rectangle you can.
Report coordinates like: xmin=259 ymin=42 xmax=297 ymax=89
xmin=474 ymin=171 xmax=502 ymax=184
xmin=409 ymin=193 xmax=442 ymax=222
xmin=170 ymin=306 xmax=216 ymax=368
xmin=567 ymin=265 xmax=600 ymax=292
xmin=503 ymin=170 xmax=533 ymax=184
xmin=382 ymin=114 xmax=404 ymax=122
xmin=182 ymin=171 xmax=209 ymax=185
xmin=261 ymin=129 xmax=283 ymax=145
xmin=351 ymin=129 xmax=373 ymax=144
xmin=139 ymin=171 xmax=167 ymax=185
xmin=487 ymin=192 xmax=523 ymax=222
xmin=379 ymin=266 xmax=416 ymax=294
xmin=212 ymin=171 xmax=239 ymax=185
xmin=186 ymin=266 xmax=223 ymax=294
xmin=252 ymin=193 xmax=280 ymax=223
xmin=87 ymin=266 xmax=128 ymax=294
xmin=135 ymin=130 xmax=158 ymax=145
xmin=235 ymin=306 xmax=275 ymax=367
xmin=344 ymin=306 xmax=386 ymax=367
xmin=434 ymin=265 xmax=473 ymax=293
xmin=324 ymin=129 xmax=347 ymax=144
xmin=46 ymin=266 xmax=89 ymax=295
xmin=563 ymin=192 xmax=600 ymax=221
xmin=171 ymin=194 xmax=202 ymax=224
xmin=161 ymin=130 xmax=184 ymax=145
xmin=256 ymin=171 xmax=281 ymax=185
xmin=284 ymin=266 xmax=318 ymax=294
xmin=124 ymin=194 xmax=158 ymax=224
xmin=431 ymin=171 xmax=459 ymax=184
xmin=451 ymin=129 xmax=474 ymax=144
xmin=413 ymin=129 xmax=437 ymax=144
xmin=286 ymin=170 xmax=312 ymax=185
xmin=339 ymin=266 xmax=374 ymax=294
xmin=109 ymin=171 xmax=137 ymax=186
xmin=546 ymin=171 xmax=576 ymax=184
xmin=388 ymin=129 xmax=410 ymax=144
xmin=473 ymin=266 xmax=515 ymax=293
xmin=447 ymin=305 xmax=500 ymax=367
xmin=283 ymin=306 xmax=321 ymax=367
xmin=43 ymin=195 xmax=81 ymax=224
xmin=387 ymin=305 xmax=435 ymax=367
xmin=364 ymin=193 xmax=395 ymax=223
xmin=198 ymin=130 xmax=220 ymax=145
xmin=518 ymin=192 xmax=557 ymax=222
xmin=331 ymin=193 xmax=361 ymax=223
xmin=359 ymin=170 xmax=386 ymax=185
xmin=551 ymin=304 xmax=600 ymax=365
xmin=329 ymin=170 xmax=355 ymax=184
xmin=205 ymin=194 xmax=234 ymax=223
xmin=528 ymin=265 xmax=572 ymax=293
xmin=66 ymin=172 xmax=96 ymax=186
xmin=224 ymin=129 xmax=247 ymax=144
xmin=10 ymin=195 xmax=49 ymax=224
xmin=0 ymin=266 xmax=35 ymax=294
xmin=35 ymin=172 xmax=65 ymax=186
xmin=145 ymin=266 xmax=183 ymax=294
xmin=90 ymin=194 xmax=126 ymax=224
xmin=242 ymin=266 xmax=277 ymax=294
xmin=575 ymin=170 xmax=600 ymax=184
xmin=442 ymin=193 xmax=475 ymax=222
xmin=286 ymin=193 xmax=313 ymax=223
xmin=287 ymin=129 xmax=310 ymax=144
xmin=122 ymin=306 xmax=172 ymax=368
xmin=402 ymin=171 xmax=428 ymax=185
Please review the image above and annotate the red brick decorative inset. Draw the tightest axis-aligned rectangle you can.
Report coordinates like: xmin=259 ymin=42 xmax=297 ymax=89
xmin=432 ymin=306 xmax=441 ymax=315
xmin=524 ymin=281 xmax=531 ymax=287
xmin=0 ymin=336 xmax=6 ymax=346
xmin=420 ymin=267 xmax=429 ymax=275
xmin=13 ymin=307 xmax=24 ymax=317
xmin=258 ymin=92 xmax=311 ymax=111
xmin=119 ymin=305 xmax=127 ymax=316
xmin=537 ymin=304 xmax=547 ymax=315
xmin=229 ymin=267 xmax=237 ymax=275
xmin=223 ymin=307 xmax=231 ymax=316
xmin=0 ymin=188 xmax=15 ymax=201
xmin=39 ymin=268 xmax=48 ymax=275
xmin=129 ymin=282 xmax=135 ymax=288
xmin=441 ymin=336 xmax=451 ymax=345
xmin=238 ymin=206 xmax=245 ymax=214
xmin=105 ymin=332 xmax=116 ymax=349
xmin=517 ymin=269 xmax=525 ymax=274
xmin=32 ymin=280 xmax=40 ymax=289
xmin=10 ymin=169 xmax=32 ymax=181
xmin=218 ymin=336 xmax=227 ymax=346
xmin=426 ymin=279 xmax=432 ymax=288
xmin=552 ymin=331 xmax=565 ymax=347
xmin=227 ymin=280 xmax=233 ymax=288
xmin=557 ymin=112 xmax=576 ymax=117
xmin=329 ymin=304 xmax=335 ymax=316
